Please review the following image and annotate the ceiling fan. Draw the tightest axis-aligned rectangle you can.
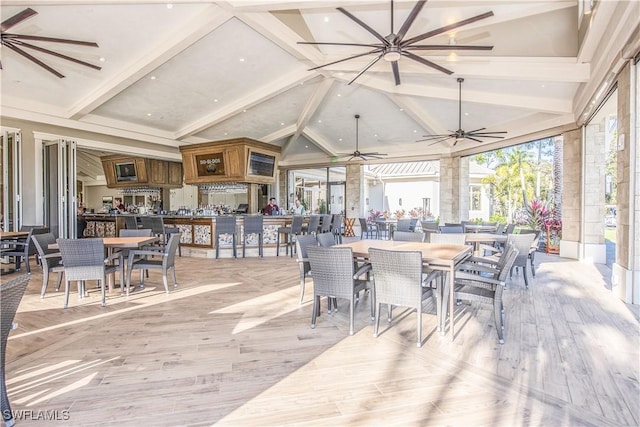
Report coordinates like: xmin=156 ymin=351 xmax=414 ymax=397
xmin=339 ymin=114 xmax=387 ymax=161
xmin=0 ymin=8 xmax=101 ymax=78
xmin=298 ymin=0 xmax=494 ymax=86
xmin=418 ymin=77 xmax=507 ymax=146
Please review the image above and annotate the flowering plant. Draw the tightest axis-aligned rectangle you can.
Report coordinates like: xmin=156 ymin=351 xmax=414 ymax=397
xmin=525 ymin=199 xmax=551 ymax=230
xmin=394 ymin=209 xmax=406 ymax=219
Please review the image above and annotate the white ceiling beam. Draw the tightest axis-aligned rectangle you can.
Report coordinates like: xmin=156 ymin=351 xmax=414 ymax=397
xmin=281 ymin=77 xmax=334 ymax=155
xmin=175 ymin=67 xmax=311 ymax=139
xmin=69 ymin=5 xmax=232 ymax=120
xmin=301 ymin=128 xmax=339 ymax=157
xmin=387 ymin=94 xmax=446 ymax=136
xmin=261 ymin=124 xmax=297 ymax=143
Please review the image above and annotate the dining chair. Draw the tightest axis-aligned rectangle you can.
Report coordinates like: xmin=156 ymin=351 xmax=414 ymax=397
xmin=306 ymin=246 xmax=374 ymax=335
xmin=358 ymin=218 xmax=377 ymax=239
xmin=515 ymin=229 xmax=541 ymax=277
xmin=396 ymin=218 xmax=413 ymax=232
xmin=295 ymin=235 xmax=319 ymax=304
xmin=429 ymin=233 xmax=466 ymax=245
xmin=124 ymin=215 xmax=139 ymax=230
xmin=442 ymin=244 xmax=519 ymax=344
xmin=330 ymin=214 xmax=344 ymax=244
xmin=277 ymin=215 xmax=303 ymax=257
xmin=316 ymin=232 xmax=335 ymax=247
xmin=506 ymin=233 xmax=536 ymax=288
xmin=140 ymin=216 xmax=181 ymax=256
xmin=0 ymin=227 xmax=49 ymax=273
xmin=368 ymin=248 xmax=437 ymax=347
xmin=215 ymin=216 xmax=238 ymax=259
xmin=392 ymin=231 xmax=425 ymax=242
xmin=57 ymin=238 xmax=123 ymax=308
xmin=242 ymin=215 xmax=264 ymax=258
xmin=439 ymin=225 xmax=464 ymax=234
xmin=319 ymin=215 xmax=332 ymax=234
xmin=31 ymin=233 xmax=64 ymax=298
xmin=126 ymin=233 xmax=180 ymax=295
xmin=1 ymin=274 xmax=30 ymax=427
xmin=302 ymin=215 xmax=321 ymax=236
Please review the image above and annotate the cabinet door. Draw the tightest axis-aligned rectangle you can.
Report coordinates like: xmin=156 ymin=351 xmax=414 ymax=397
xmin=149 ymin=160 xmax=168 ymax=185
xmin=168 ymin=162 xmax=183 ymax=186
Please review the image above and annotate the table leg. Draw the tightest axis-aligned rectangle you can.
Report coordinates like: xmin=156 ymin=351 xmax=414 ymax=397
xmin=449 ymin=261 xmax=455 ymax=339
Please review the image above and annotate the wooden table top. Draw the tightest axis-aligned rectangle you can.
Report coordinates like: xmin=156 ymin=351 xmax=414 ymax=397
xmin=336 ymin=240 xmax=472 ymax=266
xmin=0 ymin=231 xmax=30 ymax=239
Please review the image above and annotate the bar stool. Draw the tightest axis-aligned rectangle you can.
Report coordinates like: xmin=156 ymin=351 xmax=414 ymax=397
xmin=215 ymin=216 xmax=237 ymax=259
xmin=319 ymin=214 xmax=332 ymax=234
xmin=302 ymin=215 xmax=320 ymax=236
xmin=277 ymin=215 xmax=304 ymax=257
xmin=242 ymin=215 xmax=264 ymax=258
xmin=331 ymin=214 xmax=344 ymax=244
xmin=124 ymin=216 xmax=139 ymax=230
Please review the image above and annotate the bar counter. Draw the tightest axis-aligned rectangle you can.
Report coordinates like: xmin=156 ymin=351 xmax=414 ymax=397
xmin=81 ymin=213 xmax=295 ymax=251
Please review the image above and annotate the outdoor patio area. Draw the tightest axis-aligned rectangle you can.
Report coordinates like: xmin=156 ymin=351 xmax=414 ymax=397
xmin=4 ymin=249 xmax=639 ymax=426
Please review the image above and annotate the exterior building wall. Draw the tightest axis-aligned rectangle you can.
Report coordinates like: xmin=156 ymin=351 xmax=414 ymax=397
xmin=560 ymin=128 xmax=582 ymax=259
xmin=345 ymin=163 xmax=364 ymax=219
xmin=439 ymin=157 xmax=455 ymax=224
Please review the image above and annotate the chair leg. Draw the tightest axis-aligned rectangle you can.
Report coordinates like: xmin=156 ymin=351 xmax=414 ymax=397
xmin=40 ymin=267 xmax=50 ymax=298
xmin=55 ymin=272 xmax=63 ymax=292
xmin=349 ymin=298 xmax=355 ymax=335
xmin=215 ymin=233 xmax=220 ymax=259
xmin=387 ymin=304 xmax=393 ymax=322
xmin=162 ymin=273 xmax=170 ymax=294
xmin=63 ymin=279 xmax=70 ymax=309
xmin=101 ymin=277 xmax=107 ymax=307
xmin=416 ymin=307 xmax=422 ymax=348
xmin=259 ymin=234 xmax=263 ymax=258
xmin=242 ymin=236 xmax=246 ymax=258
xmin=523 ymin=265 xmax=530 ymax=288
xmin=299 ymin=273 xmax=305 ymax=304
xmin=494 ymin=298 xmax=504 ymax=344
xmin=311 ymin=295 xmax=319 ymax=328
xmin=171 ymin=267 xmax=178 ymax=288
xmin=276 ymin=233 xmax=281 ymax=256
xmin=374 ymin=303 xmax=381 ymax=337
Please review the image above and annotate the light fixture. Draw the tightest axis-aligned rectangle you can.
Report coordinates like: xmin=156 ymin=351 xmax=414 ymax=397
xmin=383 ymin=47 xmax=401 ymax=62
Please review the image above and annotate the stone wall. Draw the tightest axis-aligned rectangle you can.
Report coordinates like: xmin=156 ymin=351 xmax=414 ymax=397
xmin=561 ymin=128 xmax=582 ymax=254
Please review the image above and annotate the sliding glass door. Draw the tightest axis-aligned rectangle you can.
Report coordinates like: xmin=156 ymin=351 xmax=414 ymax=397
xmin=43 ymin=139 xmax=77 ymax=238
xmin=0 ymin=130 xmax=22 ymax=231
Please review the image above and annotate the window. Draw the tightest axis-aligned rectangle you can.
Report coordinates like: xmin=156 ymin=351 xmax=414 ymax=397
xmin=470 ymin=185 xmax=481 ymax=211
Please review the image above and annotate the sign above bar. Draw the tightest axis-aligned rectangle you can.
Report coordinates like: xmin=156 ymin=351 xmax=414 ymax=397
xmin=196 ymin=153 xmax=225 ymax=177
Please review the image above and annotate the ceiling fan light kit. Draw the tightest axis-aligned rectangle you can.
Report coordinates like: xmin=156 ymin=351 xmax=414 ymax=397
xmin=0 ymin=8 xmax=101 ymax=78
xmin=418 ymin=77 xmax=507 ymax=146
xmin=298 ymin=0 xmax=494 ymax=85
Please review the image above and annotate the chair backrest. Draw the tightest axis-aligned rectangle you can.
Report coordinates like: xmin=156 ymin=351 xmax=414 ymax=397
xmin=306 ymin=215 xmax=321 ymax=234
xmin=421 ymin=221 xmax=439 ymax=231
xmin=358 ymin=218 xmax=368 ymax=231
xmin=295 ymin=234 xmax=318 ymax=262
xmin=243 ymin=215 xmax=264 ymax=234
xmin=57 ymin=238 xmax=106 ymax=281
xmin=163 ymin=233 xmax=181 ymax=268
xmin=496 ymin=245 xmax=520 ymax=283
xmin=429 ymin=233 xmax=466 ymax=245
xmin=444 ymin=223 xmax=462 ymax=227
xmin=439 ymin=225 xmax=464 ymax=234
xmin=307 ymin=246 xmax=355 ymax=299
xmin=290 ymin=215 xmax=304 ymax=234
xmin=28 ymin=227 xmax=49 ymax=256
xmin=517 ymin=228 xmax=541 ymax=245
xmin=392 ymin=231 xmax=425 ymax=242
xmin=330 ymin=214 xmax=343 ymax=233
xmin=316 ymin=232 xmax=335 ymax=247
xmin=495 ymin=223 xmax=505 ymax=234
xmin=124 ymin=216 xmax=139 ymax=229
xmin=140 ymin=216 xmax=165 ymax=235
xmin=504 ymin=223 xmax=516 ymax=234
xmin=368 ymin=248 xmax=423 ymax=307
xmin=215 ymin=216 xmax=237 ymax=234
xmin=396 ymin=218 xmax=413 ymax=232
xmin=119 ymin=228 xmax=153 ymax=237
xmin=319 ymin=215 xmax=332 ymax=233
xmin=1 ymin=274 xmax=30 ymax=358
xmin=506 ymin=233 xmax=536 ymax=265
xmin=31 ymin=232 xmax=58 ymax=259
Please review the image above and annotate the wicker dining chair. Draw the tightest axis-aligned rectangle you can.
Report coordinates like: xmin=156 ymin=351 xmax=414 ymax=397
xmin=1 ymin=274 xmax=30 ymax=427
xmin=302 ymin=215 xmax=321 ymax=236
xmin=392 ymin=231 xmax=425 ymax=242
xmin=442 ymin=245 xmax=519 ymax=344
xmin=57 ymin=238 xmax=123 ymax=308
xmin=124 ymin=215 xmax=139 ymax=230
xmin=369 ymin=248 xmax=437 ymax=347
xmin=330 ymin=214 xmax=344 ymax=244
xmin=0 ymin=227 xmax=49 ymax=273
xmin=316 ymin=232 xmax=336 ymax=247
xmin=295 ymin=234 xmax=319 ymax=304
xmin=215 ymin=216 xmax=238 ymax=259
xmin=31 ymin=233 xmax=64 ymax=298
xmin=306 ymin=246 xmax=374 ymax=335
xmin=429 ymin=233 xmax=466 ymax=245
xmin=359 ymin=218 xmax=377 ymax=239
xmin=242 ymin=215 xmax=264 ymax=258
xmin=126 ymin=233 xmax=180 ymax=295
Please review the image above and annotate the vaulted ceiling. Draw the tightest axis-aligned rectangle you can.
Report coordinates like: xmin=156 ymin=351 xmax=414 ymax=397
xmin=1 ymin=1 xmax=639 ymax=167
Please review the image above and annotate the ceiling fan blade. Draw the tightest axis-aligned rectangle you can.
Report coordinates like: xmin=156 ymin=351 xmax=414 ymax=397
xmin=348 ymin=53 xmax=384 ymax=85
xmin=467 ymin=127 xmax=486 ymax=133
xmin=3 ymin=33 xmax=99 ymax=47
xmin=2 ymin=41 xmax=64 ymax=78
xmin=469 ymin=133 xmax=506 ymax=138
xmin=405 ymin=44 xmax=493 ymax=51
xmin=401 ymin=11 xmax=494 ymax=47
xmin=418 ymin=133 xmax=453 ymax=140
xmin=13 ymin=40 xmax=101 ymax=70
xmin=402 ymin=51 xmax=453 ymax=75
xmin=394 ymin=0 xmax=427 ymax=43
xmin=466 ymin=136 xmax=484 ymax=143
xmin=337 ymin=7 xmax=389 ymax=46
xmin=308 ymin=48 xmax=382 ymax=71
xmin=391 ymin=60 xmax=400 ymax=86
xmin=298 ymin=41 xmax=382 ymax=48
xmin=426 ymin=137 xmax=452 ymax=146
xmin=361 ymin=152 xmax=387 ymax=156
xmin=0 ymin=8 xmax=37 ymax=33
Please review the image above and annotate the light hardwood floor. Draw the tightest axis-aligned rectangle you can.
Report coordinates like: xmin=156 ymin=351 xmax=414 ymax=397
xmin=3 ymin=247 xmax=639 ymax=426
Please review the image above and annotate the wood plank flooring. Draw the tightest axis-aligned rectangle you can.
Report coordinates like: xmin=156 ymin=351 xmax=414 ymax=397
xmin=2 ymin=246 xmax=639 ymax=426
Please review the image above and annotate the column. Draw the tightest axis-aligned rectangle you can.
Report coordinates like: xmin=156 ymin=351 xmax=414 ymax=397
xmin=438 ymin=156 xmax=468 ymax=224
xmin=561 ymin=128 xmax=582 ymax=259
xmin=345 ymin=162 xmax=364 ymax=221
xmin=583 ymin=121 xmax=607 ymax=264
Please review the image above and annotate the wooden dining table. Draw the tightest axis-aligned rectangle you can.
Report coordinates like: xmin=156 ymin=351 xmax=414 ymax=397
xmin=0 ymin=231 xmax=30 ymax=240
xmin=336 ymin=239 xmax=472 ymax=338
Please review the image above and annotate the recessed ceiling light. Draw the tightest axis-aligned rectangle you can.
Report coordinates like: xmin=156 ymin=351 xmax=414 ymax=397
xmin=280 ymin=122 xmax=284 ymax=126
xmin=465 ymin=112 xmax=469 ymax=116
xmin=399 ymin=108 xmax=404 ymax=112
xmin=339 ymin=138 xmax=342 ymax=141
xmin=413 ymin=130 xmax=417 ymax=133
xmin=147 ymin=113 xmax=152 ymax=116
xmin=150 ymin=75 xmax=156 ymax=80
xmin=324 ymin=16 xmax=330 ymax=23
xmin=242 ymin=109 xmax=247 ymax=112
xmin=224 ymin=132 xmax=228 ymax=136
xmin=337 ymin=93 xmax=342 ymax=97
xmin=99 ymin=57 xmax=106 ymax=62
xmin=318 ymin=120 xmax=322 ymax=123
xmin=239 ymin=58 xmax=245 ymax=62
xmin=213 ymin=98 xmax=218 ymax=102
xmin=374 ymin=134 xmax=378 ymax=137
xmin=166 ymin=3 xmax=173 ymax=9
xmin=305 ymin=145 xmax=309 ymax=148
